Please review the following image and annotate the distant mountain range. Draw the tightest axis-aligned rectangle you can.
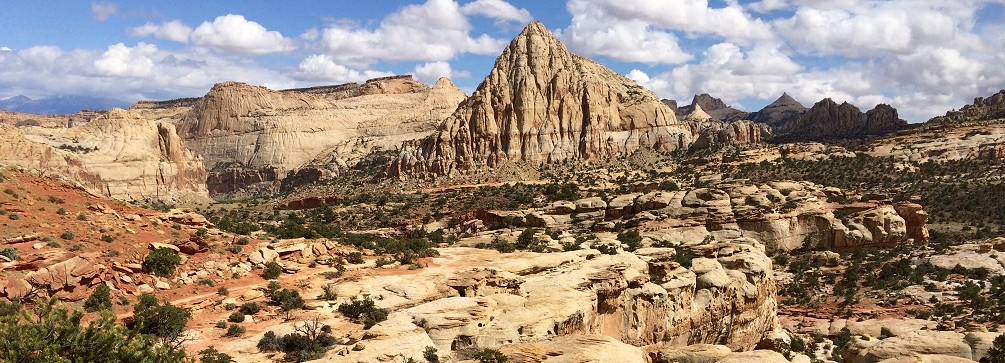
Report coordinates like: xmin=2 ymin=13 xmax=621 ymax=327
xmin=0 ymin=95 xmax=129 ymax=114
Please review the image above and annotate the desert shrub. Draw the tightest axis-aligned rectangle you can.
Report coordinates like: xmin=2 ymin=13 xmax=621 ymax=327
xmin=347 ymin=251 xmax=364 ymax=264
xmin=68 ymin=244 xmax=83 ymax=252
xmin=319 ymin=283 xmax=337 ymax=301
xmin=48 ymin=195 xmax=64 ymax=204
xmin=227 ymin=312 xmax=245 ymax=323
xmin=143 ymin=248 xmax=181 ymax=277
xmin=424 ymin=346 xmax=440 ymax=363
xmin=596 ymin=243 xmax=618 ymax=255
xmin=258 ymin=318 xmax=339 ymax=362
xmin=237 ymin=237 xmax=249 ymax=245
xmin=338 ymin=296 xmax=388 ymax=329
xmin=989 ymin=334 xmax=1005 ymax=363
xmin=56 ymin=207 xmax=67 ymax=215
xmin=198 ymin=346 xmax=232 ymax=363
xmin=672 ymin=246 xmax=693 ymax=268
xmin=269 ymin=288 xmax=304 ymax=320
xmin=374 ymin=257 xmax=395 ymax=267
xmin=239 ymin=302 xmax=260 ymax=315
xmin=473 ymin=348 xmax=508 ymax=363
xmin=7 ymin=213 xmax=19 ymax=220
xmin=217 ymin=286 xmax=228 ymax=296
xmin=224 ymin=324 xmax=245 ymax=337
xmin=263 ymin=262 xmax=283 ymax=279
xmin=215 ymin=321 xmax=227 ymax=328
xmin=172 ymin=222 xmax=181 ymax=230
xmin=132 ymin=293 xmax=190 ymax=344
xmin=0 ymin=248 xmax=17 ymax=261
xmin=60 ymin=230 xmax=74 ymax=240
xmin=617 ymin=230 xmax=643 ymax=252
xmin=0 ymin=297 xmax=186 ymax=362
xmin=100 ymin=234 xmax=115 ymax=242
xmin=77 ymin=213 xmax=88 ymax=221
xmin=516 ymin=228 xmax=537 ymax=249
xmin=83 ymin=284 xmax=112 ymax=312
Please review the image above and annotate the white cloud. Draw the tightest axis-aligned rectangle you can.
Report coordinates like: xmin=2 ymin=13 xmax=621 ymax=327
xmin=315 ymin=0 xmax=508 ymax=66
xmin=128 ymin=20 xmax=194 ymax=43
xmin=748 ymin=0 xmax=790 ymax=13
xmin=413 ymin=61 xmax=470 ymax=84
xmin=559 ymin=4 xmax=693 ymax=65
xmin=0 ymin=47 xmax=11 ymax=51
xmin=567 ymin=0 xmax=775 ymax=45
xmin=460 ymin=0 xmax=533 ymax=23
xmin=93 ymin=43 xmax=157 ymax=78
xmin=626 ymin=69 xmax=650 ymax=84
xmin=293 ymin=54 xmax=394 ymax=83
xmin=190 ymin=14 xmax=297 ymax=55
xmin=91 ymin=2 xmax=118 ymax=21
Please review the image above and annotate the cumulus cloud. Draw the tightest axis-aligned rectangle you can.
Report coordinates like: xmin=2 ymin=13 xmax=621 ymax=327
xmin=91 ymin=2 xmax=118 ymax=21
xmin=315 ymin=0 xmax=508 ymax=66
xmin=748 ymin=0 xmax=790 ymax=13
xmin=0 ymin=43 xmax=296 ymax=102
xmin=128 ymin=20 xmax=194 ymax=43
xmin=568 ymin=0 xmax=775 ymax=44
xmin=413 ymin=61 xmax=471 ymax=84
xmin=0 ymin=47 xmax=11 ymax=51
xmin=293 ymin=54 xmax=394 ymax=83
xmin=190 ymin=14 xmax=297 ymax=55
xmin=560 ymin=3 xmax=692 ymax=65
xmin=460 ymin=0 xmax=533 ymax=24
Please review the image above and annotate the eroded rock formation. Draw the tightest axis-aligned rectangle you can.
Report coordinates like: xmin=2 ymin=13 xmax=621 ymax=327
xmin=749 ymin=93 xmax=807 ymax=134
xmin=777 ymin=99 xmax=908 ymax=142
xmin=929 ymin=90 xmax=1005 ymax=124
xmin=392 ymin=21 xmax=695 ymax=177
xmin=0 ymin=108 xmax=207 ymax=201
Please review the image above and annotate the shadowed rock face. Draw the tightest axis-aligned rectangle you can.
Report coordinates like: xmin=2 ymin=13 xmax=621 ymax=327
xmin=392 ymin=21 xmax=696 ymax=177
xmin=749 ymin=93 xmax=807 ymax=134
xmin=775 ymin=98 xmax=907 ymax=142
xmin=678 ymin=94 xmax=749 ymax=123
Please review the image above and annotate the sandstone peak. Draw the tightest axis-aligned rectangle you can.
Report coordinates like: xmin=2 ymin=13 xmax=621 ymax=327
xmin=691 ymin=93 xmax=731 ymax=112
xmin=432 ymin=77 xmax=457 ymax=90
xmin=766 ymin=92 xmax=803 ymax=108
xmin=684 ymin=104 xmax=713 ymax=122
xmin=776 ymin=97 xmax=907 ymax=142
xmin=178 ymin=81 xmax=334 ymax=138
xmin=392 ymin=20 xmax=693 ymax=176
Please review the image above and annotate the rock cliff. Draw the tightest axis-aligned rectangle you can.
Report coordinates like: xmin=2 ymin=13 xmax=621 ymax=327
xmin=392 ymin=21 xmax=695 ymax=177
xmin=928 ymin=90 xmax=1005 ymax=124
xmin=678 ymin=94 xmax=749 ymax=123
xmin=0 ymin=108 xmax=207 ymax=201
xmin=171 ymin=76 xmax=465 ymax=193
xmin=776 ymin=99 xmax=907 ymax=142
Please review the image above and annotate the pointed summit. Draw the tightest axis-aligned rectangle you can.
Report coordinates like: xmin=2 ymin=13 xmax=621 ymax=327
xmin=767 ymin=92 xmax=802 ymax=108
xmin=392 ymin=21 xmax=694 ymax=176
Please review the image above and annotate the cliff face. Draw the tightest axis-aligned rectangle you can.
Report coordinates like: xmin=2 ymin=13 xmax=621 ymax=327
xmin=678 ymin=94 xmax=749 ymax=122
xmin=172 ymin=76 xmax=465 ymax=194
xmin=393 ymin=22 xmax=695 ymax=177
xmin=928 ymin=90 xmax=1005 ymax=124
xmin=0 ymin=108 xmax=207 ymax=201
xmin=777 ymin=98 xmax=907 ymax=142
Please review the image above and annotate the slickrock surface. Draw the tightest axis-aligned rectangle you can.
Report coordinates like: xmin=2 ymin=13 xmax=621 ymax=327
xmin=479 ymin=182 xmax=927 ymax=255
xmin=393 ymin=22 xmax=695 ymax=177
xmin=0 ymin=108 xmax=207 ymax=201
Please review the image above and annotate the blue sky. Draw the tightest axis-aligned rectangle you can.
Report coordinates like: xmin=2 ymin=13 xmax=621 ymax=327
xmin=1 ymin=0 xmax=1004 ymax=122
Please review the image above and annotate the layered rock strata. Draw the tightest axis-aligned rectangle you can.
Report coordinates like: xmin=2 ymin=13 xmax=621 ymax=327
xmin=392 ymin=21 xmax=696 ymax=177
xmin=0 ymin=108 xmax=207 ymax=200
xmin=777 ymin=99 xmax=907 ymax=142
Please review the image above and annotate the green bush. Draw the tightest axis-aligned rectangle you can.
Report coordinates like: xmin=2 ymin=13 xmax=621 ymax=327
xmin=198 ymin=346 xmax=232 ymax=363
xmin=236 ymin=237 xmax=249 ymax=245
xmin=0 ymin=248 xmax=17 ymax=261
xmin=989 ymin=334 xmax=1005 ymax=363
xmin=424 ymin=346 xmax=440 ymax=363
xmin=338 ymin=296 xmax=388 ymax=329
xmin=473 ymin=348 xmax=508 ymax=363
xmin=217 ymin=286 xmax=228 ymax=296
xmin=56 ymin=207 xmax=67 ymax=215
xmin=319 ymin=283 xmax=338 ymax=301
xmin=257 ymin=319 xmax=339 ymax=362
xmin=215 ymin=321 xmax=227 ymax=328
xmin=83 ymin=284 xmax=112 ymax=312
xmin=268 ymin=287 xmax=304 ymax=320
xmin=239 ymin=302 xmax=259 ymax=315
xmin=100 ymin=234 xmax=115 ymax=242
xmin=346 ymin=251 xmax=364 ymax=264
xmin=77 ymin=213 xmax=88 ymax=221
xmin=7 ymin=213 xmax=19 ymax=220
xmin=617 ymin=230 xmax=643 ymax=252
xmin=0 ymin=297 xmax=186 ymax=362
xmin=143 ymin=248 xmax=181 ymax=277
xmin=60 ymin=230 xmax=74 ymax=240
xmin=227 ymin=312 xmax=245 ymax=323
xmin=224 ymin=324 xmax=245 ymax=337
xmin=132 ymin=293 xmax=191 ymax=344
xmin=48 ymin=195 xmax=64 ymax=204
xmin=263 ymin=261 xmax=282 ymax=279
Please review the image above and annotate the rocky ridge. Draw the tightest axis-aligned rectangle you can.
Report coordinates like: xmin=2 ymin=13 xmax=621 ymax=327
xmin=775 ymin=99 xmax=908 ymax=142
